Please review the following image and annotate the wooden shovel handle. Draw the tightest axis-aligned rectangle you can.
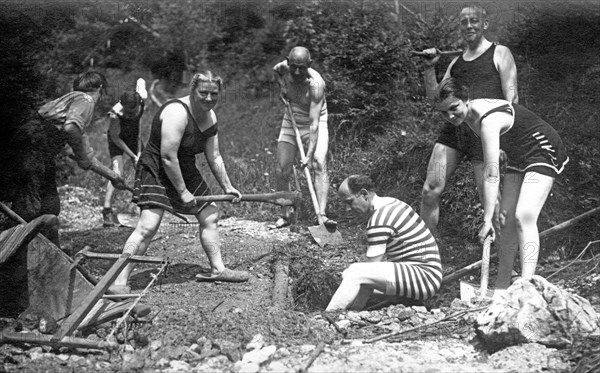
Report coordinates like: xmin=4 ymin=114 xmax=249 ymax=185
xmin=479 ymin=235 xmax=493 ymax=296
xmin=284 ymin=100 xmax=323 ymax=225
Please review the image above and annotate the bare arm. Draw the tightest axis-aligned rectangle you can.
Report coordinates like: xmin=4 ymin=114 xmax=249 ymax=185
xmin=160 ymin=104 xmax=189 ymax=199
xmin=273 ymin=60 xmax=289 ymax=102
xmin=63 ymin=122 xmax=126 ymax=188
xmin=204 ymin=129 xmax=241 ymax=197
xmin=305 ymin=77 xmax=326 ymax=163
xmin=478 ymin=112 xmax=511 ymax=241
xmin=424 ymin=56 xmax=458 ymax=100
xmin=494 ymin=45 xmax=519 ymax=104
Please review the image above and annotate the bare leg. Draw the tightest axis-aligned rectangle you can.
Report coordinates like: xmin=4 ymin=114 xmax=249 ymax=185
xmin=312 ymin=122 xmax=331 ymax=220
xmin=113 ymin=208 xmax=163 ymax=287
xmin=196 ymin=204 xmax=226 ymax=275
xmin=494 ymin=172 xmax=521 ymax=292
xmin=276 ymin=141 xmax=297 ymax=224
xmin=420 ymin=144 xmax=462 ymax=236
xmin=103 ymin=155 xmax=122 ymax=209
xmin=326 ymin=262 xmax=392 ymax=311
xmin=515 ymin=172 xmax=554 ymax=279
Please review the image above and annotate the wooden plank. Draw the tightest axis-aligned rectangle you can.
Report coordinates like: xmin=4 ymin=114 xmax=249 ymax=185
xmin=52 ymin=254 xmax=131 ymax=340
xmin=0 ymin=215 xmax=57 ymax=264
xmin=26 ymin=235 xmax=95 ymax=321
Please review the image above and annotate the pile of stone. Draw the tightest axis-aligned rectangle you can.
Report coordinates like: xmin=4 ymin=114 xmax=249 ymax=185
xmin=476 ymin=275 xmax=600 ymax=351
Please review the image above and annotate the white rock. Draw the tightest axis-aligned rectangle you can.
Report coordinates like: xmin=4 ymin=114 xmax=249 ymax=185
xmin=150 ymin=340 xmax=163 ymax=351
xmin=238 ymin=362 xmax=260 ymax=373
xmin=123 ymin=344 xmax=134 ymax=353
xmin=242 ymin=345 xmax=277 ymax=364
xmin=267 ymin=361 xmax=288 ymax=372
xmin=350 ymin=340 xmax=364 ymax=347
xmin=156 ymin=358 xmax=170 ymax=368
xmin=70 ymin=355 xmax=84 ymax=362
xmin=168 ymin=360 xmax=191 ymax=371
xmin=29 ymin=351 xmax=44 ymax=360
xmin=336 ymin=319 xmax=351 ymax=329
xmin=275 ymin=347 xmax=290 ymax=357
xmin=246 ymin=333 xmax=265 ymax=351
xmin=412 ymin=306 xmax=428 ymax=313
xmin=299 ymin=344 xmax=315 ymax=354
xmin=57 ymin=354 xmax=70 ymax=361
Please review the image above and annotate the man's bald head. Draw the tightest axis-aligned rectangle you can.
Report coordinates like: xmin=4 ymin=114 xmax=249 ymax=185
xmin=287 ymin=47 xmax=312 ymax=67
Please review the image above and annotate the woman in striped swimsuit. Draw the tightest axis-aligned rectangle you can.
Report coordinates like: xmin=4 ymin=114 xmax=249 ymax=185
xmin=435 ymin=77 xmax=569 ymax=295
xmin=326 ymin=175 xmax=442 ymax=311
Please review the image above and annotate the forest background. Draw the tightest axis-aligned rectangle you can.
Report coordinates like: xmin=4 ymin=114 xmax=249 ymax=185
xmin=1 ymin=0 xmax=599 ymax=259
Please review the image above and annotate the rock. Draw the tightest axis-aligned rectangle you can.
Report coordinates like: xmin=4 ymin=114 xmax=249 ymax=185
xmin=214 ymin=339 xmax=242 ymax=362
xmin=168 ymin=360 xmax=191 ymax=372
xmin=234 ymin=361 xmax=260 ymax=373
xmin=57 ymin=354 xmax=70 ymax=361
xmin=336 ymin=319 xmax=351 ymax=329
xmin=242 ymin=345 xmax=276 ymax=364
xmin=29 ymin=351 xmax=44 ymax=360
xmin=488 ymin=343 xmax=571 ymax=372
xmin=476 ymin=276 xmax=600 ymax=350
xmin=245 ymin=333 xmax=265 ymax=351
xmin=123 ymin=344 xmax=135 ymax=353
xmin=412 ymin=306 xmax=428 ymax=314
xmin=150 ymin=340 xmax=163 ymax=351
xmin=121 ymin=352 xmax=145 ymax=371
xmin=299 ymin=344 xmax=315 ymax=354
xmin=267 ymin=361 xmax=288 ymax=372
xmin=275 ymin=347 xmax=290 ymax=358
xmin=359 ymin=310 xmax=383 ymax=323
xmin=156 ymin=358 xmax=170 ymax=368
xmin=450 ymin=298 xmax=471 ymax=310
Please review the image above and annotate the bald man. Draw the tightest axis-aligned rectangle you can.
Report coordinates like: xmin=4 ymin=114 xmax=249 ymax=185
xmin=418 ymin=5 xmax=518 ymax=292
xmin=326 ymin=175 xmax=442 ymax=311
xmin=273 ymin=47 xmax=335 ymax=228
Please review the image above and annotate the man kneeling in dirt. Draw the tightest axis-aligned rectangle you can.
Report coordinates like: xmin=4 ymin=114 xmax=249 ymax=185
xmin=326 ymin=175 xmax=442 ymax=311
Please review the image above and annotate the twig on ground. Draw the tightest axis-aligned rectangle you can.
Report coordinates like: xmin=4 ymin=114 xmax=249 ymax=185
xmin=299 ymin=341 xmax=325 ymax=373
xmin=547 ymin=240 xmax=600 ymax=279
xmin=352 ymin=306 xmax=487 ymax=344
xmin=321 ymin=312 xmax=347 ymax=337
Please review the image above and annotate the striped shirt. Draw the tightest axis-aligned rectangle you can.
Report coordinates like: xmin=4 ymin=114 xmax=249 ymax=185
xmin=366 ymin=199 xmax=441 ymax=268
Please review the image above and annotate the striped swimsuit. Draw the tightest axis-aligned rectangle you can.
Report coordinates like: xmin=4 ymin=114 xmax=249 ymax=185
xmin=367 ymin=199 xmax=442 ymax=300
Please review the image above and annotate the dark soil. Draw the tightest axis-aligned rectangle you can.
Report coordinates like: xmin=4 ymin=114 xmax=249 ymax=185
xmin=1 ymin=185 xmax=598 ymax=372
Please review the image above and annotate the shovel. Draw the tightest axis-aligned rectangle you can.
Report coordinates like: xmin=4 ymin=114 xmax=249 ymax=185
xmin=460 ymin=235 xmax=493 ymax=301
xmin=284 ymin=100 xmax=343 ymax=247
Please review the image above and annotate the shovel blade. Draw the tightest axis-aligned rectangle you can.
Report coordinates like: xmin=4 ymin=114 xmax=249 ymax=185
xmin=307 ymin=224 xmax=344 ymax=247
xmin=460 ymin=280 xmax=493 ymax=301
xmin=117 ymin=213 xmax=138 ymax=228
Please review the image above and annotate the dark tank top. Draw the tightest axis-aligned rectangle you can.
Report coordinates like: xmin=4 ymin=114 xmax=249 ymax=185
xmin=144 ymin=99 xmax=217 ymax=161
xmin=109 ymin=101 xmax=144 ymax=145
xmin=451 ymin=43 xmax=504 ymax=100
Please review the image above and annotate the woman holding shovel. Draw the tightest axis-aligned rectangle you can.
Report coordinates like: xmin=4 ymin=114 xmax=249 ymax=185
xmin=435 ymin=77 xmax=569 ymax=296
xmin=110 ymin=71 xmax=249 ymax=294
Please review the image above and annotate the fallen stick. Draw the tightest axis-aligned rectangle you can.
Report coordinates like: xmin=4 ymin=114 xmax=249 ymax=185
xmin=322 ymin=312 xmax=347 ymax=337
xmin=547 ymin=240 xmax=600 ymax=279
xmin=299 ymin=341 xmax=325 ymax=373
xmin=271 ymin=256 xmax=290 ymax=309
xmin=355 ymin=306 xmax=487 ymax=344
xmin=443 ymin=207 xmax=600 ymax=284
